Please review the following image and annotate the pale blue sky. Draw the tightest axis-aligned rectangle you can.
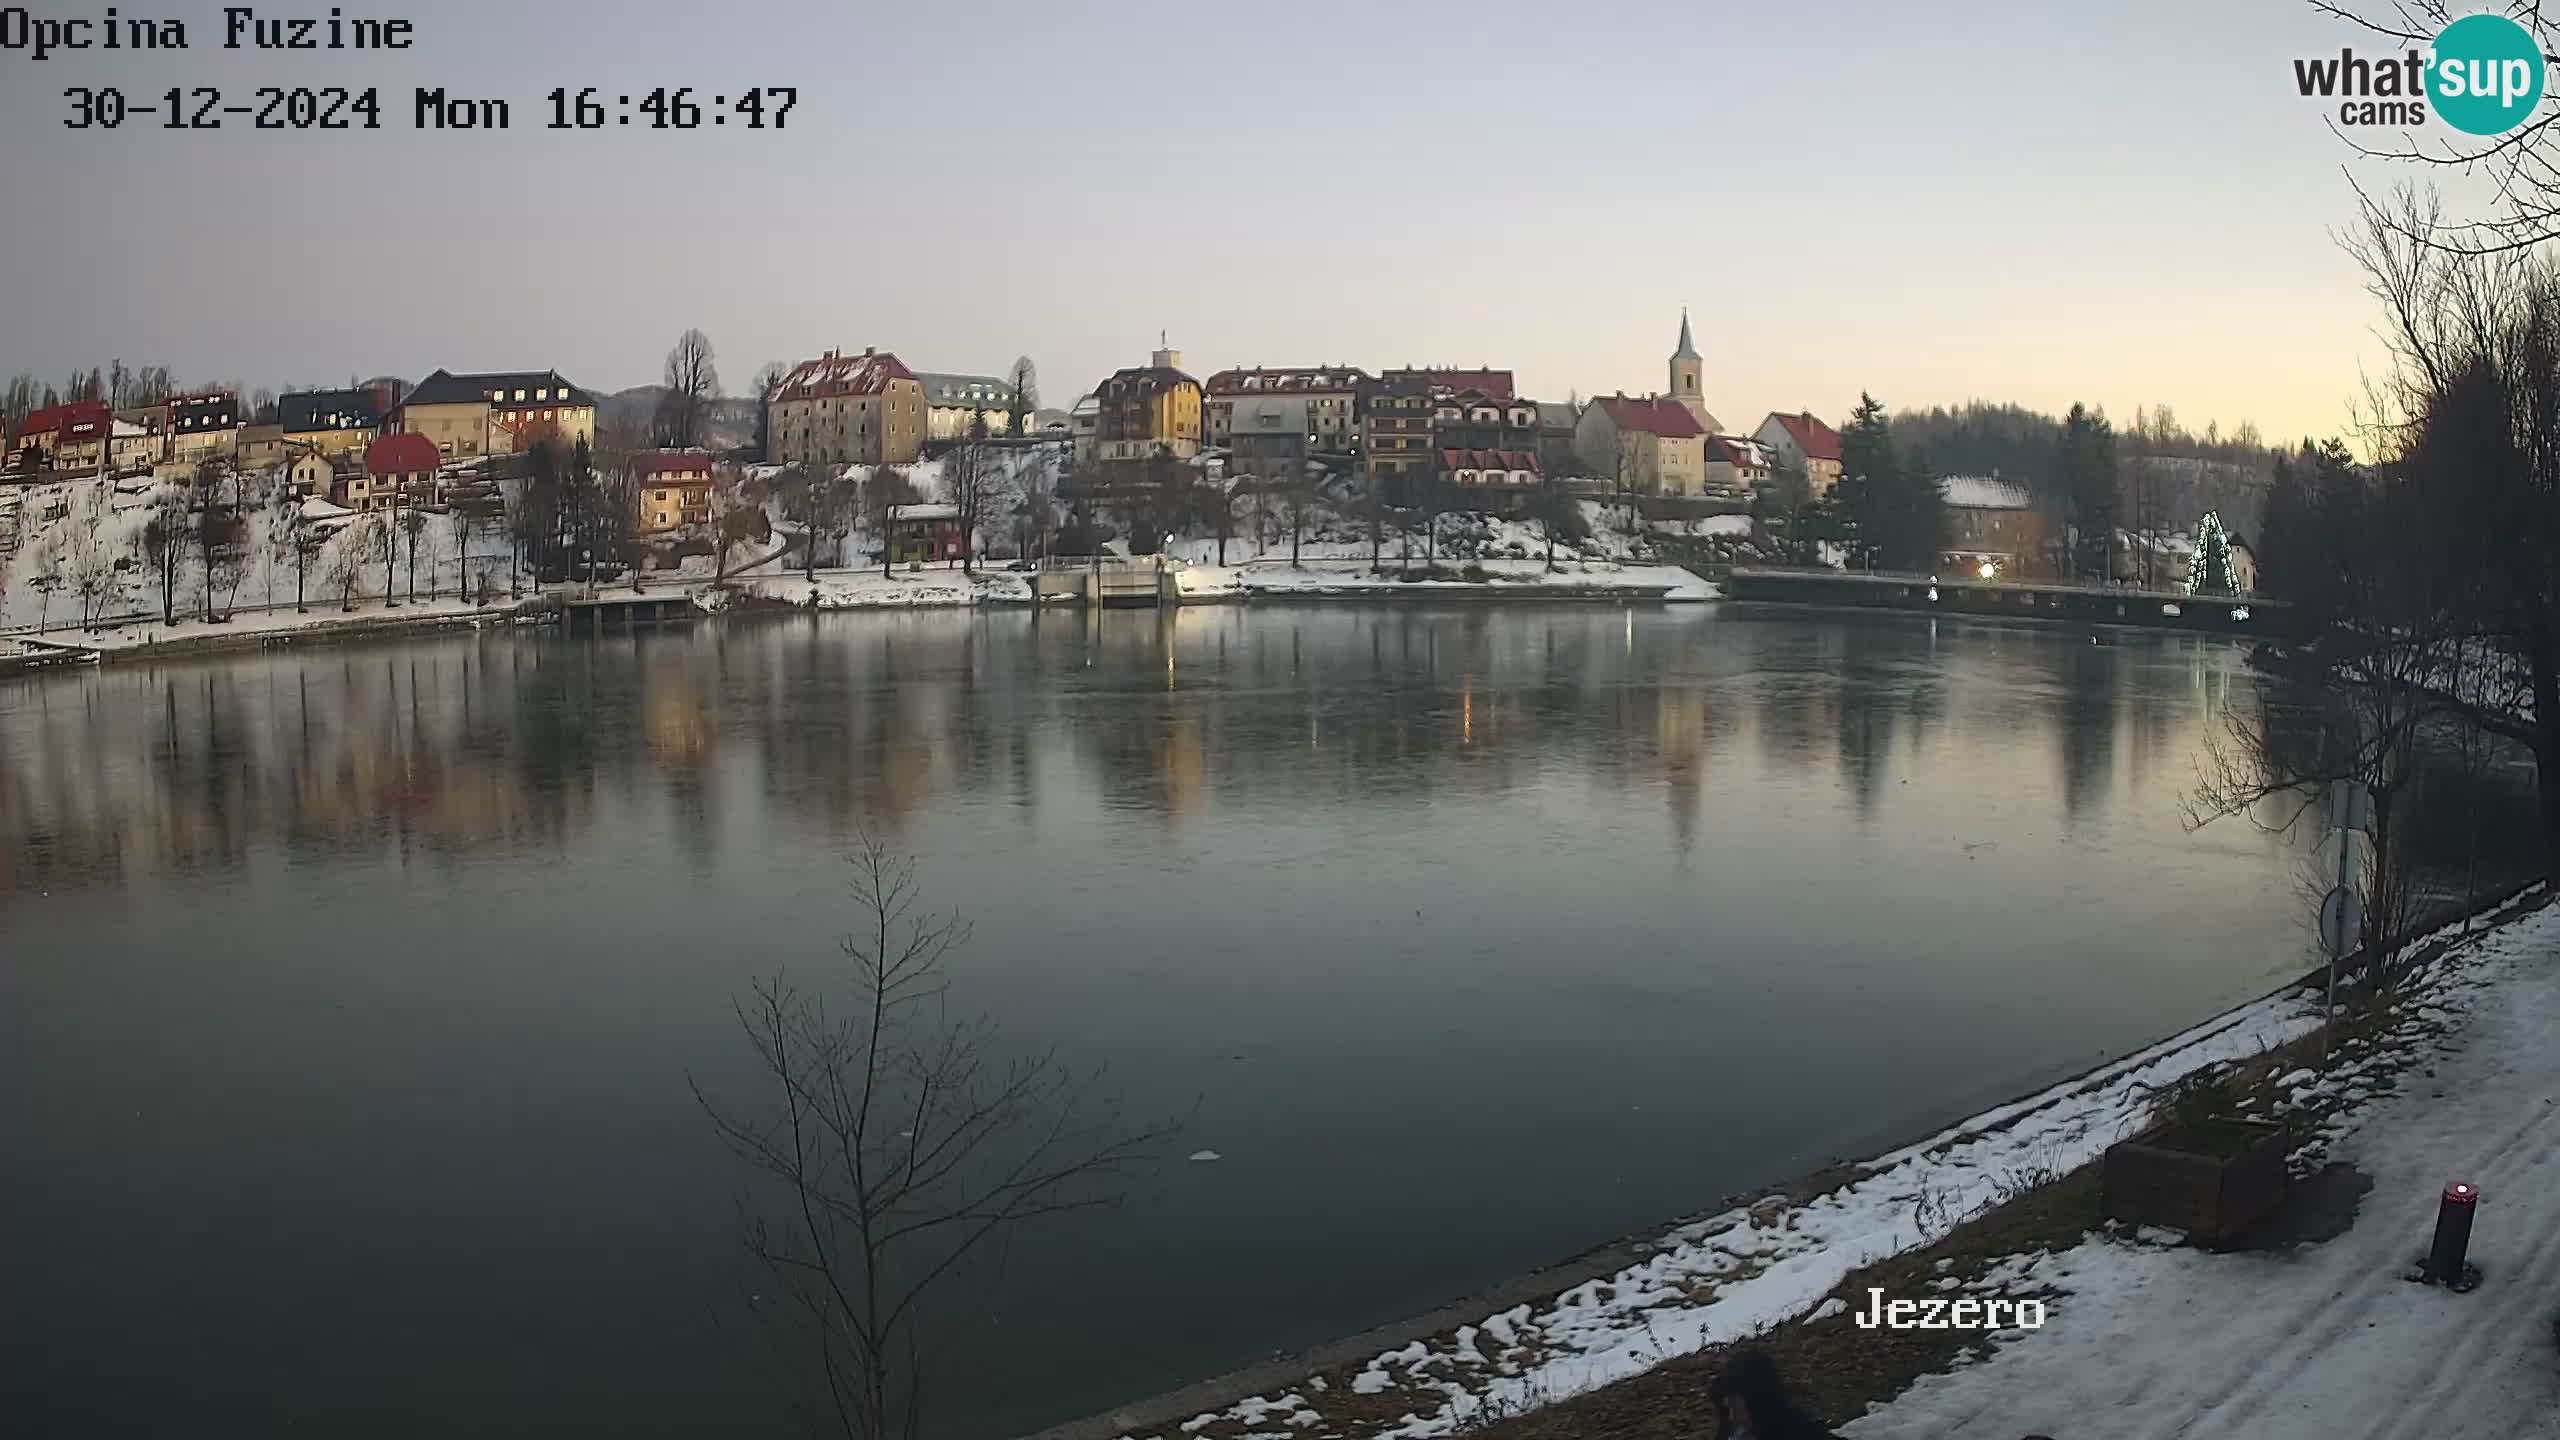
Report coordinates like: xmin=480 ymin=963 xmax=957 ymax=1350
xmin=0 ymin=0 xmax=2446 ymax=439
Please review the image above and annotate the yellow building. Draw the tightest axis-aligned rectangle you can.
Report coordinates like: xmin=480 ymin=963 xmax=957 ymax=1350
xmin=1575 ymin=395 xmax=1708 ymax=496
xmin=1094 ymin=343 xmax=1202 ymax=462
xmin=769 ymin=348 xmax=927 ymax=466
xmin=635 ymin=450 xmax=716 ymax=534
xmin=398 ymin=368 xmax=597 ymax=459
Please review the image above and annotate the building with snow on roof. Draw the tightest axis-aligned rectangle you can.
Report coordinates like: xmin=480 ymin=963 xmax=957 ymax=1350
xmin=1938 ymin=473 xmax=2053 ymax=578
xmin=769 ymin=348 xmax=926 ymax=467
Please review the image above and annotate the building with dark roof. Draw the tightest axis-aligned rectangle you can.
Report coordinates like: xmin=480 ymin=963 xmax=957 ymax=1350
xmin=397 ymin=369 xmax=598 ymax=459
xmin=1378 ymin=367 xmax=1515 ymax=401
xmin=1201 ymin=367 xmax=1369 ymax=450
xmin=770 ymin=348 xmax=925 ymax=466
xmin=912 ymin=371 xmax=1021 ymax=443
xmin=1094 ymin=343 xmax=1202 ymax=463
xmin=278 ymin=388 xmax=386 ymax=459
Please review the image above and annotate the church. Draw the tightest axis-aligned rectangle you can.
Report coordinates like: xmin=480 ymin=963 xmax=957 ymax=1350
xmin=1572 ymin=311 xmax=1771 ymax=497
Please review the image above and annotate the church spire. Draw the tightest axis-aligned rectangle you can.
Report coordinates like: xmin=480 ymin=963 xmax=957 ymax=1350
xmin=1674 ymin=307 xmax=1699 ymax=361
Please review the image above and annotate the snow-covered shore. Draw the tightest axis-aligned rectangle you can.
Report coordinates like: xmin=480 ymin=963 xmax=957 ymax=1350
xmin=1848 ymin=898 xmax=2560 ymax=1440
xmin=1092 ymin=895 xmax=2558 ymax=1440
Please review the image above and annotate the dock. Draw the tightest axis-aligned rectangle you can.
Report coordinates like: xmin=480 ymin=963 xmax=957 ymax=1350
xmin=1724 ymin=567 xmax=2295 ymax=637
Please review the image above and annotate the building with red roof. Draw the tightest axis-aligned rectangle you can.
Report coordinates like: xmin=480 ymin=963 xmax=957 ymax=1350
xmin=1576 ymin=394 xmax=1710 ymax=496
xmin=7 ymin=400 xmax=113 ymax=474
xmin=344 ymin=431 xmax=440 ymax=512
xmin=769 ymin=347 xmax=925 ymax=466
xmin=1755 ymin=410 xmax=1845 ymax=497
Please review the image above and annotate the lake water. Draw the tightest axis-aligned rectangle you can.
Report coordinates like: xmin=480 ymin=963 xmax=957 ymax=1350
xmin=0 ymin=603 xmax=2439 ymax=1437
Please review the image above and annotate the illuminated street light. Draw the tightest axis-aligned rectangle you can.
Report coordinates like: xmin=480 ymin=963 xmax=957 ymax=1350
xmin=1977 ymin=561 xmax=1997 ymax=580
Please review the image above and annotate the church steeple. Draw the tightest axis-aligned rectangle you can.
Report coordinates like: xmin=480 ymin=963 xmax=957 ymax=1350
xmin=1669 ymin=308 xmax=1709 ymax=425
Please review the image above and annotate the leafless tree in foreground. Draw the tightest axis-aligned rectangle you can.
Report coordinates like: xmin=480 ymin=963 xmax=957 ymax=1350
xmin=2312 ymin=0 xmax=2560 ymax=254
xmin=659 ymin=327 xmax=723 ymax=450
xmin=694 ymin=835 xmax=1172 ymax=1440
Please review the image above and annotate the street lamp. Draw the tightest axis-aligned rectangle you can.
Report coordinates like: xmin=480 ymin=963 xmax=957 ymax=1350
xmin=1977 ymin=560 xmax=1997 ymax=580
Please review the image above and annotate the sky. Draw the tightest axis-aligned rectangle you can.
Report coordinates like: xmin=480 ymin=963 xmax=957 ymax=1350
xmin=0 ymin=0 xmax=2473 ymax=441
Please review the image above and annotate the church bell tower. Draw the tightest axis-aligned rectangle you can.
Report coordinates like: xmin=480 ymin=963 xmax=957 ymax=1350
xmin=1669 ymin=309 xmax=1707 ymax=425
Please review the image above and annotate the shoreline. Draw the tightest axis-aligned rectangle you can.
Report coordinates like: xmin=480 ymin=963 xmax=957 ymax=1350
xmin=1030 ymin=880 xmax=2546 ymax=1440
xmin=2 ymin=574 xmax=1723 ymax=678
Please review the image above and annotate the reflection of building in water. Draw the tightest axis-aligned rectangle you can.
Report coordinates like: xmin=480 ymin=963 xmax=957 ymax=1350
xmin=1653 ymin=686 xmax=1708 ymax=852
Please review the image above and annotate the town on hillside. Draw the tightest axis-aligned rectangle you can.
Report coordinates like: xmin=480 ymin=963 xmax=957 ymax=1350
xmin=0 ymin=317 xmax=2270 ymax=637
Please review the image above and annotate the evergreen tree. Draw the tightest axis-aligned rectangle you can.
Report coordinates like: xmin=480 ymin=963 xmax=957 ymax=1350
xmin=2189 ymin=509 xmax=2237 ymax=594
xmin=1838 ymin=392 xmax=1893 ymax=569
xmin=1893 ymin=445 xmax=1950 ymax=572
xmin=2059 ymin=403 xmax=2120 ymax=581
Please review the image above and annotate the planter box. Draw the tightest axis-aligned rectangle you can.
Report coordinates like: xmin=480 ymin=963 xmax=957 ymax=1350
xmin=2100 ymin=1117 xmax=2290 ymax=1245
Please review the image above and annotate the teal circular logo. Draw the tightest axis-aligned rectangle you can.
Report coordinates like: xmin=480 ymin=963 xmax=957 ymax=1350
xmin=2429 ymin=14 xmax=2545 ymax=135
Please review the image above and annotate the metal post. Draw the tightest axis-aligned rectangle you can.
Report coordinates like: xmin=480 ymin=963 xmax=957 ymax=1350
xmin=2428 ymin=1182 xmax=2479 ymax=1284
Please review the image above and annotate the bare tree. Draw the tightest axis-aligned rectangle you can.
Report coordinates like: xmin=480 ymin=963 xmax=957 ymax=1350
xmin=64 ymin=480 xmax=117 ymax=628
xmin=26 ymin=535 xmax=62 ymax=633
xmin=2309 ymin=1 xmax=2560 ymax=254
xmin=945 ymin=418 xmax=1005 ymax=576
xmin=1006 ymin=356 xmax=1039 ymax=438
xmin=324 ymin=522 xmax=374 ymax=612
xmin=401 ymin=507 xmax=429 ymax=602
xmin=140 ymin=483 xmax=187 ymax=624
xmin=660 ymin=328 xmax=722 ymax=450
xmin=693 ymin=836 xmax=1170 ymax=1440
xmin=449 ymin=505 xmax=474 ymax=603
xmin=377 ymin=511 xmax=398 ymax=608
xmin=752 ymin=361 xmax=790 ymax=463
xmin=1281 ymin=459 xmax=1320 ymax=568
xmin=191 ymin=458 xmax=232 ymax=622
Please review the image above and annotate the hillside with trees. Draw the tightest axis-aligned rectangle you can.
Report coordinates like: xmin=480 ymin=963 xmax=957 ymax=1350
xmin=1891 ymin=400 xmax=2285 ymax=538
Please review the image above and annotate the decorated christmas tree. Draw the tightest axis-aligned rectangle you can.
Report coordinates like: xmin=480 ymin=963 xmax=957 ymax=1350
xmin=2188 ymin=509 xmax=2237 ymax=595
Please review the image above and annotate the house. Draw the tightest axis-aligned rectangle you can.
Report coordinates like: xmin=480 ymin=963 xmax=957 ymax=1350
xmin=350 ymin=431 xmax=439 ymax=513
xmin=1433 ymin=390 xmax=1544 ymax=495
xmin=1093 ymin=343 xmax=1202 ymax=462
xmin=237 ymin=424 xmax=288 ymax=468
xmin=1755 ymin=411 xmax=1844 ymax=497
xmin=1576 ymin=395 xmax=1708 ymax=496
xmin=1704 ymin=435 xmax=1774 ymax=495
xmin=398 ymin=369 xmax=598 ymax=459
xmin=1938 ymin=474 xmax=2053 ymax=578
xmin=167 ymin=392 xmax=239 ymax=459
xmin=1202 ymin=367 xmax=1368 ymax=451
xmin=288 ymin=451 xmax=337 ymax=499
xmin=634 ymin=449 xmax=716 ymax=534
xmin=1377 ymin=367 xmax=1514 ymax=400
xmin=1535 ymin=401 xmax=1582 ymax=478
xmin=913 ymin=372 xmax=1020 ymax=442
xmin=8 ymin=400 xmax=112 ymax=474
xmin=2229 ymin=536 xmax=2258 ymax=594
xmin=769 ymin=348 xmax=926 ymax=467
xmin=278 ymin=387 xmax=385 ymax=458
xmin=886 ymin=502 xmax=965 ymax=564
xmin=1067 ymin=392 xmax=1101 ymax=464
xmin=109 ymin=419 xmax=160 ymax=472
xmin=1360 ymin=375 xmax=1436 ymax=501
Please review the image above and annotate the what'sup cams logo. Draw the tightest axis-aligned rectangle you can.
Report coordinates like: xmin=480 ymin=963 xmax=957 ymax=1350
xmin=2295 ymin=11 xmax=2546 ymax=134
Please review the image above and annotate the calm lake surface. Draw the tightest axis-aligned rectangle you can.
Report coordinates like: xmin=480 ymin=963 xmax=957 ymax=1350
xmin=2 ymin=603 xmax=2381 ymax=1436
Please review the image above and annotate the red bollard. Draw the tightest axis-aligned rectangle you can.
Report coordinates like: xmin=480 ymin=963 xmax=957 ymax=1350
xmin=2424 ymin=1181 xmax=2480 ymax=1290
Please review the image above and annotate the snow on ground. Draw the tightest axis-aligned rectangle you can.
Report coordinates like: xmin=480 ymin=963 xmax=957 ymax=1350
xmin=22 ymin=591 xmax=517 ymax=655
xmin=1846 ymin=902 xmax=2560 ymax=1440
xmin=1227 ymin=559 xmax=1716 ymax=602
xmin=1123 ymin=963 xmax=2346 ymax=1439
xmin=710 ymin=565 xmax=1034 ymax=611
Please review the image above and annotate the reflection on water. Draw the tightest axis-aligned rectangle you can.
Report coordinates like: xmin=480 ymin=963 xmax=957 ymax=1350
xmin=0 ymin=605 xmax=2526 ymax=1439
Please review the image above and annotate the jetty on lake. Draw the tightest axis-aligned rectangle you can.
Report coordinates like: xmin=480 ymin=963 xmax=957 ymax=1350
xmin=1724 ymin=567 xmax=2295 ymax=637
